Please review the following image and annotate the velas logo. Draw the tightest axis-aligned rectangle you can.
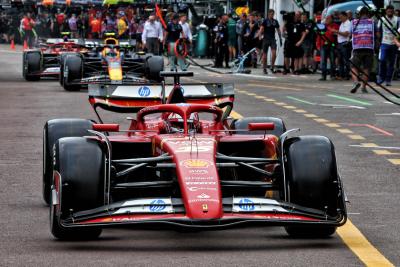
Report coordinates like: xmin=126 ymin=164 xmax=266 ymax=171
xmin=149 ymin=199 xmax=166 ymax=212
xmin=138 ymin=86 xmax=151 ymax=97
xmin=182 ymin=159 xmax=212 ymax=168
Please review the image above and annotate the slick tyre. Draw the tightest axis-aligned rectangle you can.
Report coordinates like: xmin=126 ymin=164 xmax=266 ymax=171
xmin=50 ymin=137 xmax=104 ymax=240
xmin=146 ymin=55 xmax=164 ymax=82
xmin=43 ymin=119 xmax=94 ymax=205
xmin=283 ymin=136 xmax=340 ymax=238
xmin=63 ymin=55 xmax=82 ymax=91
xmin=230 ymin=117 xmax=286 ymax=138
xmin=23 ymin=52 xmax=41 ymax=81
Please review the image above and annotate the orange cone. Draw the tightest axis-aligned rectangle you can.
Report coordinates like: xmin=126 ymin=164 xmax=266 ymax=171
xmin=23 ymin=40 xmax=28 ymax=50
xmin=10 ymin=39 xmax=15 ymax=50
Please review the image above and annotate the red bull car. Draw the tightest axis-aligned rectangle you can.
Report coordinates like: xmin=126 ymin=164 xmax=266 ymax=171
xmin=60 ymin=37 xmax=163 ymax=91
xmin=43 ymin=72 xmax=347 ymax=240
xmin=22 ymin=37 xmax=92 ymax=81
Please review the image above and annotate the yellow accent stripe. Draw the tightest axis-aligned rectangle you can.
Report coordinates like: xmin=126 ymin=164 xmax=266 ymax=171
xmin=337 ymin=220 xmax=394 ymax=267
xmin=373 ymin=150 xmax=400 ymax=155
xmin=231 ymin=109 xmax=394 ymax=267
xmin=304 ymin=114 xmax=318 ymax=118
xmin=348 ymin=135 xmax=366 ymax=140
xmin=325 ymin=123 xmax=341 ymax=128
xmin=337 ymin=129 xmax=354 ymax=134
xmin=387 ymin=159 xmax=400 ymax=165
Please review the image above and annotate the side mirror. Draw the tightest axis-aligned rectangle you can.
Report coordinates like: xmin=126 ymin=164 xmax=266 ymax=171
xmin=248 ymin=122 xmax=275 ymax=131
xmin=92 ymin=124 xmax=120 ymax=132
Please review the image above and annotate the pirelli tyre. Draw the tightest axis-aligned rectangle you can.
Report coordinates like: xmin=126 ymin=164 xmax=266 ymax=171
xmin=50 ymin=137 xmax=104 ymax=240
xmin=230 ymin=117 xmax=286 ymax=138
xmin=43 ymin=119 xmax=94 ymax=205
xmin=23 ymin=51 xmax=41 ymax=81
xmin=59 ymin=53 xmax=77 ymax=86
xmin=63 ymin=55 xmax=82 ymax=91
xmin=283 ymin=135 xmax=341 ymax=238
xmin=146 ymin=55 xmax=164 ymax=82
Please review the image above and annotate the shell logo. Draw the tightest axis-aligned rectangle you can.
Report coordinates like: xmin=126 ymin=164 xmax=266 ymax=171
xmin=182 ymin=159 xmax=212 ymax=168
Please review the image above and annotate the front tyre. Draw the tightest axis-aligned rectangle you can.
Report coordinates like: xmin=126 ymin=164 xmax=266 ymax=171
xmin=43 ymin=119 xmax=94 ymax=205
xmin=283 ymin=135 xmax=342 ymax=238
xmin=50 ymin=137 xmax=104 ymax=240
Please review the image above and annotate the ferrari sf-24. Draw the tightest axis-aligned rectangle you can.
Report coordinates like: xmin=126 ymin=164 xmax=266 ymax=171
xmin=43 ymin=72 xmax=347 ymax=240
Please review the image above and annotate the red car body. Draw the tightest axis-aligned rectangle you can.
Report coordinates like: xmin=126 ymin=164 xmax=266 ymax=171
xmin=47 ymin=72 xmax=347 ymax=239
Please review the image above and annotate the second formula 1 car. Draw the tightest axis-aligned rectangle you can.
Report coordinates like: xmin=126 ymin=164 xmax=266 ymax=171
xmin=60 ymin=36 xmax=163 ymax=91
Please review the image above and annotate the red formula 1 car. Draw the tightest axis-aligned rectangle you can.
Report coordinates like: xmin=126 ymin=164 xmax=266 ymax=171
xmin=43 ymin=72 xmax=347 ymax=240
xmin=22 ymin=38 xmax=93 ymax=81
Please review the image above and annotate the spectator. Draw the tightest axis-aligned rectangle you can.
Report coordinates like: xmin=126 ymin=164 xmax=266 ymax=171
xmin=105 ymin=14 xmax=116 ymax=33
xmin=68 ymin=14 xmax=78 ymax=38
xmin=282 ymin=11 xmax=306 ymax=74
xmin=259 ymin=9 xmax=281 ymax=74
xmin=20 ymin=13 xmax=35 ymax=48
xmin=346 ymin=10 xmax=353 ymax=21
xmin=350 ymin=7 xmax=375 ymax=93
xmin=179 ymin=14 xmax=192 ymax=43
xmin=214 ymin=14 xmax=229 ymax=68
xmin=117 ymin=13 xmax=128 ymax=38
xmin=142 ymin=14 xmax=163 ymax=55
xmin=227 ymin=13 xmax=237 ymax=61
xmin=377 ymin=5 xmax=399 ymax=86
xmin=236 ymin=14 xmax=247 ymax=55
xmin=90 ymin=15 xmax=101 ymax=39
xmin=243 ymin=13 xmax=259 ymax=68
xmin=300 ymin=13 xmax=314 ymax=73
xmin=165 ymin=14 xmax=185 ymax=71
xmin=335 ymin=11 xmax=352 ymax=80
xmin=55 ymin=9 xmax=65 ymax=35
xmin=128 ymin=16 xmax=138 ymax=40
xmin=317 ymin=15 xmax=338 ymax=81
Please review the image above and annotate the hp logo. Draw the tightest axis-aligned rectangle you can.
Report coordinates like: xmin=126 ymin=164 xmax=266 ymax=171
xmin=238 ymin=198 xmax=255 ymax=211
xmin=138 ymin=86 xmax=151 ymax=97
xmin=149 ymin=199 xmax=166 ymax=212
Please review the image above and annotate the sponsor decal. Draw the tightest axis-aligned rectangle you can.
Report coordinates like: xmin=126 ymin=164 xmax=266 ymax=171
xmin=238 ymin=198 xmax=255 ymax=211
xmin=184 ymin=176 xmax=215 ymax=180
xmin=197 ymin=193 xmax=210 ymax=199
xmin=175 ymin=146 xmax=213 ymax=153
xmin=181 ymin=159 xmax=213 ymax=168
xmin=188 ymin=199 xmax=219 ymax=203
xmin=149 ymin=199 xmax=166 ymax=212
xmin=188 ymin=169 xmax=209 ymax=175
xmin=186 ymin=181 xmax=217 ymax=185
xmin=138 ymin=86 xmax=151 ymax=97
xmin=188 ymin=187 xmax=217 ymax=192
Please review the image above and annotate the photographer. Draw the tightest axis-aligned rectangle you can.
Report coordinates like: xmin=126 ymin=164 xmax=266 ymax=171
xmin=282 ymin=11 xmax=306 ymax=75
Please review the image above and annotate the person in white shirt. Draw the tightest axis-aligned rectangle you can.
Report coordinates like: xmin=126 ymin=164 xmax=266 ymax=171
xmin=376 ymin=5 xmax=399 ymax=86
xmin=179 ymin=14 xmax=192 ymax=42
xmin=141 ymin=14 xmax=163 ymax=55
xmin=335 ymin=11 xmax=352 ymax=79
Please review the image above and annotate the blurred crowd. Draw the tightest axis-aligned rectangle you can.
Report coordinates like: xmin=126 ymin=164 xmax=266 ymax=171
xmin=2 ymin=3 xmax=400 ymax=90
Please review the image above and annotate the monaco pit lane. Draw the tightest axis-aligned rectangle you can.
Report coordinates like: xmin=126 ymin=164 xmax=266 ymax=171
xmin=0 ymin=46 xmax=399 ymax=266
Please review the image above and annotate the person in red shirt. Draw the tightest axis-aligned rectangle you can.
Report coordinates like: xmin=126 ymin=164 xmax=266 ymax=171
xmin=90 ymin=16 xmax=101 ymax=39
xmin=316 ymin=15 xmax=339 ymax=81
xmin=21 ymin=13 xmax=35 ymax=48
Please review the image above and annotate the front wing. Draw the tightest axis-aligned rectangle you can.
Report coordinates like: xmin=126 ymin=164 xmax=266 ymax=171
xmin=58 ymin=197 xmax=346 ymax=229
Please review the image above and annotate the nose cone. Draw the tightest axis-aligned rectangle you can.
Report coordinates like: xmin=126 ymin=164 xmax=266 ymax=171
xmin=157 ymin=136 xmax=223 ymax=219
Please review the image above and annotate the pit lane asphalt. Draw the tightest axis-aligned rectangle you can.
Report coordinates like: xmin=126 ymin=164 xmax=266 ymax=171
xmin=0 ymin=47 xmax=398 ymax=266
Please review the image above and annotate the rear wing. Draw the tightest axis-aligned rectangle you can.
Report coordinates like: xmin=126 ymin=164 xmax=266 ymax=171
xmin=88 ymin=83 xmax=235 ymax=114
